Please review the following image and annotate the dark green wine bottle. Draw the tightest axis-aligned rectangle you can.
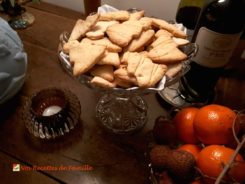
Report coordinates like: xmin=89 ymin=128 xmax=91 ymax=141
xmin=176 ymin=0 xmax=204 ymax=39
xmin=179 ymin=0 xmax=245 ymax=104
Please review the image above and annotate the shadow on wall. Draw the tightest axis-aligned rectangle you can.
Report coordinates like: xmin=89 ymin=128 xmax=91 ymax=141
xmin=42 ymin=0 xmax=180 ymax=20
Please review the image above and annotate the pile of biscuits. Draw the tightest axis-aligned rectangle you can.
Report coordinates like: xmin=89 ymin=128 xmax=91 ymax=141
xmin=63 ymin=10 xmax=189 ymax=88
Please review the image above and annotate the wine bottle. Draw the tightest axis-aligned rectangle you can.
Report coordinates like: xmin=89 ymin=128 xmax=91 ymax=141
xmin=175 ymin=0 xmax=204 ymax=39
xmin=179 ymin=0 xmax=245 ymax=104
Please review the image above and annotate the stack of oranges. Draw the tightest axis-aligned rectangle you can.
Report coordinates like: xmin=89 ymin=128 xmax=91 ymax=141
xmin=172 ymin=104 xmax=245 ymax=184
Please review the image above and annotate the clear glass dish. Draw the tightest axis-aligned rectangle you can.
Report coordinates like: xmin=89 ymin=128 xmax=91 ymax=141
xmin=58 ymin=31 xmax=197 ymax=134
xmin=58 ymin=31 xmax=197 ymax=93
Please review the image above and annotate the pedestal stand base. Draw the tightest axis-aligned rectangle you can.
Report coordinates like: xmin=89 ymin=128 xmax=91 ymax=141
xmin=96 ymin=93 xmax=148 ymax=134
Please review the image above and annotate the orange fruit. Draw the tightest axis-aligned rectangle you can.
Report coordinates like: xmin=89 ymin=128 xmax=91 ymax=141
xmin=178 ymin=144 xmax=202 ymax=161
xmin=197 ymin=145 xmax=245 ymax=184
xmin=193 ymin=104 xmax=238 ymax=145
xmin=173 ymin=107 xmax=199 ymax=144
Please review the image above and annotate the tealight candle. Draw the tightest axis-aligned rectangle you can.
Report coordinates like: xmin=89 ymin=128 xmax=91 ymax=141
xmin=23 ymin=88 xmax=81 ymax=139
xmin=42 ymin=105 xmax=62 ymax=116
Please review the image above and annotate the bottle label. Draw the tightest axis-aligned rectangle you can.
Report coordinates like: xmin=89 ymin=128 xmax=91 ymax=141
xmin=193 ymin=27 xmax=241 ymax=68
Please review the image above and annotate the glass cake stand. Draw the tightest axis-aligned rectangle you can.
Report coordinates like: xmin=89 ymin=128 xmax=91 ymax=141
xmin=158 ymin=43 xmax=198 ymax=108
xmin=58 ymin=32 xmax=197 ymax=134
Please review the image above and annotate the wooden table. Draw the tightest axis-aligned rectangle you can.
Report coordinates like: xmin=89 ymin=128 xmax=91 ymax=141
xmin=0 ymin=2 xmax=244 ymax=184
xmin=0 ymin=3 xmax=168 ymax=184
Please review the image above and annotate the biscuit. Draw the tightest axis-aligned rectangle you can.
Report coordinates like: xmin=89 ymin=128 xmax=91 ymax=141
xmin=139 ymin=51 xmax=148 ymax=57
xmin=148 ymin=42 xmax=187 ymax=64
xmin=81 ymin=37 xmax=122 ymax=52
xmin=69 ymin=14 xmax=99 ymax=41
xmin=69 ymin=43 xmax=106 ymax=76
xmin=129 ymin=10 xmax=145 ymax=20
xmin=114 ymin=67 xmax=137 ymax=84
xmin=125 ymin=29 xmax=155 ymax=52
xmin=152 ymin=18 xmax=187 ymax=38
xmin=90 ymin=65 xmax=114 ymax=82
xmin=121 ymin=52 xmax=167 ymax=87
xmin=134 ymin=57 xmax=154 ymax=88
xmin=106 ymin=23 xmax=143 ymax=47
xmin=99 ymin=11 xmax=130 ymax=21
xmin=122 ymin=20 xmax=144 ymax=33
xmin=149 ymin=35 xmax=174 ymax=49
xmin=172 ymin=37 xmax=189 ymax=46
xmin=121 ymin=52 xmax=141 ymax=69
xmin=155 ymin=29 xmax=173 ymax=38
xmin=165 ymin=63 xmax=182 ymax=78
xmin=149 ymin=64 xmax=167 ymax=86
xmin=69 ymin=19 xmax=86 ymax=41
xmin=86 ymin=13 xmax=100 ymax=25
xmin=125 ymin=52 xmax=144 ymax=75
xmin=114 ymin=77 xmax=133 ymax=88
xmin=65 ymin=10 xmax=190 ymax=89
xmin=91 ymin=76 xmax=116 ymax=88
xmin=159 ymin=47 xmax=187 ymax=63
xmin=85 ymin=30 xmax=104 ymax=40
xmin=63 ymin=40 xmax=80 ymax=54
xmin=139 ymin=17 xmax=153 ymax=30
xmin=120 ymin=51 xmax=130 ymax=64
xmin=97 ymin=51 xmax=120 ymax=67
xmin=86 ymin=20 xmax=119 ymax=40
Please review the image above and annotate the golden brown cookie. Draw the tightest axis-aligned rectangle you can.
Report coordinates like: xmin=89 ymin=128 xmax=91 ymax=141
xmin=155 ymin=29 xmax=173 ymax=38
xmin=127 ymin=52 xmax=144 ymax=76
xmin=97 ymin=51 xmax=120 ymax=67
xmin=114 ymin=77 xmax=133 ymax=88
xmin=129 ymin=10 xmax=145 ymax=20
xmin=86 ymin=20 xmax=119 ymax=40
xmin=90 ymin=65 xmax=114 ymax=82
xmin=148 ymin=42 xmax=187 ymax=64
xmin=139 ymin=17 xmax=153 ymax=30
xmin=114 ymin=67 xmax=137 ymax=84
xmin=81 ymin=37 xmax=122 ymax=52
xmin=172 ymin=37 xmax=189 ymax=46
xmin=125 ymin=29 xmax=155 ymax=52
xmin=69 ymin=43 xmax=106 ymax=76
xmin=149 ymin=35 xmax=174 ymax=49
xmin=134 ymin=57 xmax=154 ymax=88
xmin=99 ymin=11 xmax=130 ymax=21
xmin=91 ymin=76 xmax=116 ymax=88
xmin=69 ymin=14 xmax=99 ymax=41
xmin=63 ymin=40 xmax=80 ymax=54
xmin=106 ymin=23 xmax=143 ymax=47
xmin=152 ymin=18 xmax=187 ymax=38
xmin=149 ymin=64 xmax=167 ymax=86
xmin=165 ymin=63 xmax=183 ymax=78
